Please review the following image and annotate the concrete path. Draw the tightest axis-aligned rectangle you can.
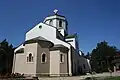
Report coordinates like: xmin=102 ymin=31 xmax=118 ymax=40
xmin=38 ymin=72 xmax=120 ymax=80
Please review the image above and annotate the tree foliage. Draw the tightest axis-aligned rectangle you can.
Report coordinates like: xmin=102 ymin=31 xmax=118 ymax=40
xmin=90 ymin=41 xmax=119 ymax=72
xmin=0 ymin=39 xmax=14 ymax=75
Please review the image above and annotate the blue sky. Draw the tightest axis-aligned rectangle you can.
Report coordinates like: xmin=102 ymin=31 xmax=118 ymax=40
xmin=0 ymin=0 xmax=120 ymax=54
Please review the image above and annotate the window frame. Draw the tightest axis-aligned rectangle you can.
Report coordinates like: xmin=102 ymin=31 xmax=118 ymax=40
xmin=60 ymin=53 xmax=64 ymax=63
xmin=83 ymin=64 xmax=86 ymax=69
xmin=41 ymin=52 xmax=47 ymax=63
xmin=59 ymin=20 xmax=62 ymax=27
xmin=49 ymin=20 xmax=53 ymax=26
xmin=26 ymin=52 xmax=34 ymax=63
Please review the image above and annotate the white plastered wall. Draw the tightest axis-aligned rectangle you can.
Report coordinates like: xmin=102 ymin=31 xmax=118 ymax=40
xmin=14 ymin=53 xmax=25 ymax=74
xmin=26 ymin=23 xmax=72 ymax=75
xmin=13 ymin=43 xmax=38 ymax=76
xmin=50 ymin=50 xmax=60 ymax=76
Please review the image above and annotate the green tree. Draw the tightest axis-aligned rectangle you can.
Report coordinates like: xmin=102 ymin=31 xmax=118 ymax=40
xmin=90 ymin=41 xmax=119 ymax=72
xmin=0 ymin=39 xmax=14 ymax=75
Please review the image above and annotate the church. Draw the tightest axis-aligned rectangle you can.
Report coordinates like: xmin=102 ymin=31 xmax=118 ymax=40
xmin=12 ymin=10 xmax=91 ymax=77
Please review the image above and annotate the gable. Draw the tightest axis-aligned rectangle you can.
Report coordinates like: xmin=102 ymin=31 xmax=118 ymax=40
xmin=26 ymin=23 xmax=56 ymax=42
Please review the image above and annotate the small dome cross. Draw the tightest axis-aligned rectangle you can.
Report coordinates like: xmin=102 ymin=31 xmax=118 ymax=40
xmin=53 ymin=9 xmax=58 ymax=14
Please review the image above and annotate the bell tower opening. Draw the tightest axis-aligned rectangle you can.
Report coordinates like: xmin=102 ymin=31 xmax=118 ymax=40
xmin=59 ymin=20 xmax=62 ymax=27
xmin=49 ymin=20 xmax=53 ymax=26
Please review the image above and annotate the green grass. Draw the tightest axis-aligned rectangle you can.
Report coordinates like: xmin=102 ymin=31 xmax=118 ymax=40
xmin=104 ymin=77 xmax=120 ymax=80
xmin=85 ymin=77 xmax=120 ymax=80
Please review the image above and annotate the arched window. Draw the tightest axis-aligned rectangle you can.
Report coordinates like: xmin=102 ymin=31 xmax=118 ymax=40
xmin=59 ymin=20 xmax=62 ymax=27
xmin=41 ymin=53 xmax=47 ymax=63
xmin=83 ymin=64 xmax=86 ymax=69
xmin=27 ymin=53 xmax=33 ymax=62
xmin=60 ymin=54 xmax=64 ymax=63
xmin=27 ymin=56 xmax=29 ymax=62
xmin=49 ymin=20 xmax=53 ymax=26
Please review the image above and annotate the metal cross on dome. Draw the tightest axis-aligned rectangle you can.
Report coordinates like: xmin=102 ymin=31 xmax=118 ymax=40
xmin=53 ymin=9 xmax=58 ymax=14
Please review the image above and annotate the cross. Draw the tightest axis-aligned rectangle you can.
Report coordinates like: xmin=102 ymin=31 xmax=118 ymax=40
xmin=53 ymin=9 xmax=58 ymax=14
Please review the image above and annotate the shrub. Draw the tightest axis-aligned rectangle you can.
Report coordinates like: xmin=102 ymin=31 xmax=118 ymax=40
xmin=0 ymin=73 xmax=25 ymax=78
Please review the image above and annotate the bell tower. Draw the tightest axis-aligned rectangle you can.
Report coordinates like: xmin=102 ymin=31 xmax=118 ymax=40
xmin=43 ymin=9 xmax=68 ymax=36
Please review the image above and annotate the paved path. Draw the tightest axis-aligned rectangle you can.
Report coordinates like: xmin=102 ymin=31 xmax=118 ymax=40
xmin=38 ymin=72 xmax=120 ymax=80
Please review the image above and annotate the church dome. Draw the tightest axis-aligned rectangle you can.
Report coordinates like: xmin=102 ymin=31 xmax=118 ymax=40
xmin=43 ymin=9 xmax=67 ymax=26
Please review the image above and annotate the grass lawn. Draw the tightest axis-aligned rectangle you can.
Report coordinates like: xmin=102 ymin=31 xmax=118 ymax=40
xmin=104 ymin=77 xmax=120 ymax=80
xmin=85 ymin=76 xmax=120 ymax=80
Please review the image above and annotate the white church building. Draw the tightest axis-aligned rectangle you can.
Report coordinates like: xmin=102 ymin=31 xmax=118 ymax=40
xmin=12 ymin=10 xmax=91 ymax=77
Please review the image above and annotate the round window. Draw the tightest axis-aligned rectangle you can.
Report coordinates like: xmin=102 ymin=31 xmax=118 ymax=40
xmin=39 ymin=25 xmax=42 ymax=29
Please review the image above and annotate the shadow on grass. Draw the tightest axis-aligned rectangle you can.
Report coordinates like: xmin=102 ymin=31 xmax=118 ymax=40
xmin=85 ymin=76 xmax=120 ymax=80
xmin=104 ymin=76 xmax=120 ymax=80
